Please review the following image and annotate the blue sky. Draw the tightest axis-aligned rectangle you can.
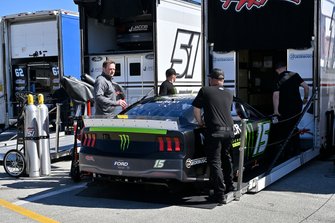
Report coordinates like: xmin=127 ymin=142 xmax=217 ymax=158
xmin=0 ymin=0 xmax=78 ymax=16
xmin=0 ymin=1 xmax=202 ymax=17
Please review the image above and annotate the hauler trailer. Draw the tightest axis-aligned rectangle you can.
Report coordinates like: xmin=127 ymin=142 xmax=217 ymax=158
xmin=71 ymin=0 xmax=333 ymax=203
xmin=0 ymin=10 xmax=81 ymax=130
xmin=203 ymin=0 xmax=335 ymax=194
xmin=73 ymin=0 xmax=202 ymax=105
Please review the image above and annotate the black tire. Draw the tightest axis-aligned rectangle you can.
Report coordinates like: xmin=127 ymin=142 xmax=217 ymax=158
xmin=3 ymin=149 xmax=26 ymax=177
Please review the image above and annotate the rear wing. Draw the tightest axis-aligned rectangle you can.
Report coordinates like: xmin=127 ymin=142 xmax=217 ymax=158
xmin=83 ymin=117 xmax=179 ymax=131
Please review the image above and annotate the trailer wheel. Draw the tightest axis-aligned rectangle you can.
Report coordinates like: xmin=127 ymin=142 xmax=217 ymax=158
xmin=3 ymin=149 xmax=26 ymax=177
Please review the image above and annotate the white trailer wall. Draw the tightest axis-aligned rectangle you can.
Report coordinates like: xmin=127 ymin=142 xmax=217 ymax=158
xmin=10 ymin=20 xmax=58 ymax=58
xmin=212 ymin=51 xmax=237 ymax=94
xmin=156 ymin=0 xmax=202 ymax=93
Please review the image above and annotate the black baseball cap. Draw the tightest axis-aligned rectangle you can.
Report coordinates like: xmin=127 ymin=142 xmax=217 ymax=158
xmin=166 ymin=68 xmax=177 ymax=77
xmin=275 ymin=61 xmax=287 ymax=70
xmin=208 ymin=68 xmax=224 ymax=79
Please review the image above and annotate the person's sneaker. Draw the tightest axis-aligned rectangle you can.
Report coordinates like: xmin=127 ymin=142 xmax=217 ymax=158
xmin=225 ymin=185 xmax=235 ymax=193
xmin=206 ymin=195 xmax=218 ymax=202
xmin=217 ymin=199 xmax=224 ymax=206
xmin=206 ymin=195 xmax=225 ymax=206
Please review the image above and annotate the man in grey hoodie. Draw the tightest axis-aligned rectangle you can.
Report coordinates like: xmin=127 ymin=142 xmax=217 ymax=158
xmin=94 ymin=60 xmax=127 ymax=116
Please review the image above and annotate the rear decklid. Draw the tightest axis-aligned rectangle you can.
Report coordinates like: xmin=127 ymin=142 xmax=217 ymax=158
xmin=81 ymin=116 xmax=185 ymax=158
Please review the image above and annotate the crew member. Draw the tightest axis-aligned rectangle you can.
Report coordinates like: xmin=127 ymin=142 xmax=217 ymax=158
xmin=192 ymin=68 xmax=235 ymax=206
xmin=159 ymin=68 xmax=177 ymax=96
xmin=273 ymin=62 xmax=309 ymax=155
xmin=94 ymin=60 xmax=127 ymax=116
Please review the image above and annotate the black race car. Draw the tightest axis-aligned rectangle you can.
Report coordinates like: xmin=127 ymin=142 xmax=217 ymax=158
xmin=79 ymin=94 xmax=287 ymax=184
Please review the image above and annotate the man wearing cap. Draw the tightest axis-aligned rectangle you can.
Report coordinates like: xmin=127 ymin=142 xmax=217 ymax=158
xmin=192 ymin=68 xmax=235 ymax=206
xmin=159 ymin=68 xmax=177 ymax=96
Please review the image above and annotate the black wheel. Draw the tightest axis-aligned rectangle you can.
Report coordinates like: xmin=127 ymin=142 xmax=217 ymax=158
xmin=3 ymin=149 xmax=26 ymax=177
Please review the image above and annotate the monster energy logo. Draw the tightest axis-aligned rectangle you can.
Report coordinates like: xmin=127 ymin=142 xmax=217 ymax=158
xmin=119 ymin=134 xmax=130 ymax=151
xmin=246 ymin=123 xmax=254 ymax=158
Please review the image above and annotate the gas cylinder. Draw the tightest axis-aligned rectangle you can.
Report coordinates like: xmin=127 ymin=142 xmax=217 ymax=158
xmin=37 ymin=94 xmax=51 ymax=176
xmin=24 ymin=94 xmax=40 ymax=177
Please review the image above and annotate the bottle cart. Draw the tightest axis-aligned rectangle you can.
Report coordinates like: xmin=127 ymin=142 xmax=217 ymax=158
xmin=3 ymin=92 xmax=32 ymax=177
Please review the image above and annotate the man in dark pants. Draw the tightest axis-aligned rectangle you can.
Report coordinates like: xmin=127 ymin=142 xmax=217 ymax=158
xmin=273 ymin=62 xmax=309 ymax=156
xmin=159 ymin=68 xmax=177 ymax=96
xmin=192 ymin=68 xmax=235 ymax=206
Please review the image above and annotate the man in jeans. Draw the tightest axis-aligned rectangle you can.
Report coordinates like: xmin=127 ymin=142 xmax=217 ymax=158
xmin=192 ymin=68 xmax=235 ymax=206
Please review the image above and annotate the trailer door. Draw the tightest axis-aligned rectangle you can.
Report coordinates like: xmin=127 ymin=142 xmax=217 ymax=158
xmin=106 ymin=55 xmax=125 ymax=85
xmin=125 ymin=55 xmax=143 ymax=104
xmin=60 ymin=13 xmax=81 ymax=79
xmin=125 ymin=53 xmax=154 ymax=104
xmin=10 ymin=20 xmax=58 ymax=58
xmin=287 ymin=48 xmax=314 ymax=144
xmin=106 ymin=55 xmax=127 ymax=105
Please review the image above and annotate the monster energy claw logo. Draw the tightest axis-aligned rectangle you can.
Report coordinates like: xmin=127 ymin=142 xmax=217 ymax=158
xmin=119 ymin=134 xmax=130 ymax=151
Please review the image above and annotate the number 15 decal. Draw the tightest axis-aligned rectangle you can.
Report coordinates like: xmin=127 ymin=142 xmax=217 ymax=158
xmin=170 ymin=29 xmax=200 ymax=79
xmin=253 ymin=122 xmax=270 ymax=157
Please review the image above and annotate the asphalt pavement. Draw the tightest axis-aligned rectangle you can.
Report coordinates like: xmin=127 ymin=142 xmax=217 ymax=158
xmin=0 ymin=154 xmax=334 ymax=222
xmin=0 ymin=128 xmax=334 ymax=222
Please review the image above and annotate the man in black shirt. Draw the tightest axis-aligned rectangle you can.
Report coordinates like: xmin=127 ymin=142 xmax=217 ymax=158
xmin=273 ymin=62 xmax=309 ymax=155
xmin=273 ymin=62 xmax=309 ymax=118
xmin=159 ymin=68 xmax=177 ymax=96
xmin=192 ymin=68 xmax=234 ymax=205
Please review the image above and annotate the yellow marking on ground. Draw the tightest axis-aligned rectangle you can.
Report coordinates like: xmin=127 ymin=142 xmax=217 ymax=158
xmin=0 ymin=199 xmax=59 ymax=223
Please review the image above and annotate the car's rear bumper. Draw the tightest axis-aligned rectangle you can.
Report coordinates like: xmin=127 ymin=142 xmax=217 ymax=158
xmin=79 ymin=153 xmax=189 ymax=181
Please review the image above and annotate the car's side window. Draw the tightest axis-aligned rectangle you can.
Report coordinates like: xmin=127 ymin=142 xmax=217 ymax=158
xmin=231 ymin=103 xmax=237 ymax=117
xmin=233 ymin=102 xmax=249 ymax=119
xmin=243 ymin=104 xmax=262 ymax=120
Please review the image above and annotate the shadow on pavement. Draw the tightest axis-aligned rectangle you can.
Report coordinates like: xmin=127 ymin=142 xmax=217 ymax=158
xmin=76 ymin=181 xmax=218 ymax=209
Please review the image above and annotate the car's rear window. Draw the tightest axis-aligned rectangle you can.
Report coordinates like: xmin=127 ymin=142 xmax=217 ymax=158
xmin=124 ymin=97 xmax=196 ymax=124
xmin=122 ymin=95 xmax=264 ymax=124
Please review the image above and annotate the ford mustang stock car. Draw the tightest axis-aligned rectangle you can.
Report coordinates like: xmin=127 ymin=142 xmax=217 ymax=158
xmin=78 ymin=94 xmax=295 ymax=185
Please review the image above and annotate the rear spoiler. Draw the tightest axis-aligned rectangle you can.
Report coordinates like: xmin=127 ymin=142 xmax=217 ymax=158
xmin=83 ymin=118 xmax=179 ymax=131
